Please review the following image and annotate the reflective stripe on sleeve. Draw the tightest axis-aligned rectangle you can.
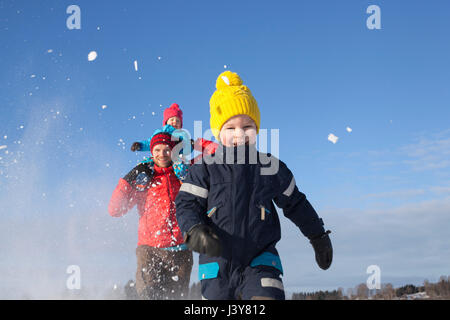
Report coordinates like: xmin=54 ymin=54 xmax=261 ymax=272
xmin=261 ymin=278 xmax=284 ymax=291
xmin=179 ymin=182 xmax=209 ymax=199
xmin=282 ymin=176 xmax=296 ymax=197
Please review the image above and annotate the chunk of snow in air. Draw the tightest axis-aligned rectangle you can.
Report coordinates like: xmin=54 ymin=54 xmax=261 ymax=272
xmin=328 ymin=133 xmax=338 ymax=144
xmin=134 ymin=60 xmax=138 ymax=71
xmin=101 ymin=105 xmax=107 ymax=110
xmin=0 ymin=145 xmax=7 ymax=150
xmin=88 ymin=51 xmax=98 ymax=61
xmin=346 ymin=127 xmax=352 ymax=133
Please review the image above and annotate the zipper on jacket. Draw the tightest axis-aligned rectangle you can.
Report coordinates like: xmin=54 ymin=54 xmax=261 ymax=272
xmin=230 ymin=166 xmax=235 ymax=258
xmin=163 ymin=168 xmax=176 ymax=245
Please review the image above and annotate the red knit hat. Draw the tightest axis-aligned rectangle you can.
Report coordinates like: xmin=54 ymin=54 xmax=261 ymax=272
xmin=163 ymin=103 xmax=183 ymax=127
xmin=150 ymin=132 xmax=176 ymax=153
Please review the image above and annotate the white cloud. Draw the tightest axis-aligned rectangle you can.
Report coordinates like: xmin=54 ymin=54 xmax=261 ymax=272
xmin=362 ymin=188 xmax=425 ymax=199
xmin=400 ymin=131 xmax=450 ymax=171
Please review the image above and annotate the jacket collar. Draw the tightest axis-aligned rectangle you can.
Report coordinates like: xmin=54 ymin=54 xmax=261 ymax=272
xmin=153 ymin=163 xmax=174 ymax=174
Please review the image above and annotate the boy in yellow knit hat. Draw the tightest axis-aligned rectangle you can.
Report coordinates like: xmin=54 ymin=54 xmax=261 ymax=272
xmin=175 ymin=71 xmax=333 ymax=300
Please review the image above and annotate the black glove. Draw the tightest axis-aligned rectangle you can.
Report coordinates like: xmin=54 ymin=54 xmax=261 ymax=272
xmin=184 ymin=224 xmax=222 ymax=257
xmin=309 ymin=230 xmax=333 ymax=270
xmin=131 ymin=142 xmax=142 ymax=152
xmin=123 ymin=163 xmax=154 ymax=186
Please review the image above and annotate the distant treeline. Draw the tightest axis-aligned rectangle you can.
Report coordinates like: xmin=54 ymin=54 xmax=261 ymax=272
xmin=291 ymin=275 xmax=450 ymax=300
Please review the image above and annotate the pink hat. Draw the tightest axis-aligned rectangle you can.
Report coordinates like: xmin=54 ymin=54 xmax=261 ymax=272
xmin=163 ymin=103 xmax=183 ymax=127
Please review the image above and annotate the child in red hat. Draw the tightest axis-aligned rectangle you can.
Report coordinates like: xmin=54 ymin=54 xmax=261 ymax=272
xmin=130 ymin=103 xmax=218 ymax=178
xmin=131 ymin=103 xmax=183 ymax=152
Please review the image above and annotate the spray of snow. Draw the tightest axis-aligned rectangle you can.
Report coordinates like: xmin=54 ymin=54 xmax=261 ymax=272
xmin=0 ymin=102 xmax=139 ymax=299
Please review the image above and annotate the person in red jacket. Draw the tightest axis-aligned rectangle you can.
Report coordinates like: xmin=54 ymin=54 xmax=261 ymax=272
xmin=108 ymin=130 xmax=192 ymax=300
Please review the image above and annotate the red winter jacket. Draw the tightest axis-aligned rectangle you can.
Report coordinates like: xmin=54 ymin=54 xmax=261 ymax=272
xmin=108 ymin=164 xmax=184 ymax=248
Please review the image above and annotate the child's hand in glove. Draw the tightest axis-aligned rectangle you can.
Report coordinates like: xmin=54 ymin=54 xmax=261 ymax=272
xmin=184 ymin=224 xmax=222 ymax=257
xmin=130 ymin=142 xmax=142 ymax=152
xmin=309 ymin=230 xmax=333 ymax=270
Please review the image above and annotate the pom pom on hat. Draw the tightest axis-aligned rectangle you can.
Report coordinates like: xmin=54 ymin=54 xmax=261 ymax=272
xmin=215 ymin=71 xmax=243 ymax=89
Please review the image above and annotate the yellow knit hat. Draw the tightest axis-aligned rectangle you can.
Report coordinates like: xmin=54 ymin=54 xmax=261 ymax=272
xmin=209 ymin=71 xmax=260 ymax=140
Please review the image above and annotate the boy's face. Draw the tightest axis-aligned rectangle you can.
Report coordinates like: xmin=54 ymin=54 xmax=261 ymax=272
xmin=152 ymin=144 xmax=173 ymax=168
xmin=219 ymin=115 xmax=257 ymax=147
xmin=166 ymin=116 xmax=182 ymax=129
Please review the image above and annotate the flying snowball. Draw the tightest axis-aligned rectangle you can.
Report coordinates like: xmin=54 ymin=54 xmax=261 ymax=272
xmin=88 ymin=51 xmax=98 ymax=61
xmin=346 ymin=126 xmax=352 ymax=133
xmin=328 ymin=133 xmax=339 ymax=144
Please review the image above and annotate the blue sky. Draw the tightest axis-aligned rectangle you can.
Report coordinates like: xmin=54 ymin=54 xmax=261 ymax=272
xmin=0 ymin=0 xmax=449 ymax=298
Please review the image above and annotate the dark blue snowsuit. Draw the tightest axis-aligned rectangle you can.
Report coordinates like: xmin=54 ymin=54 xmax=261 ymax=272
xmin=175 ymin=143 xmax=326 ymax=300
